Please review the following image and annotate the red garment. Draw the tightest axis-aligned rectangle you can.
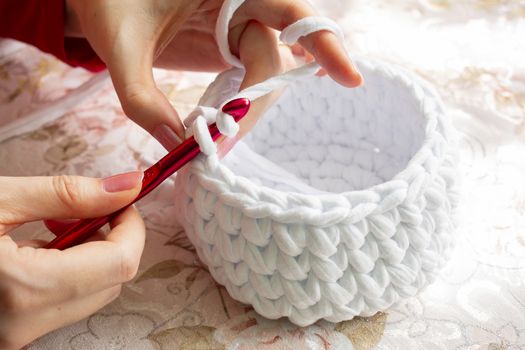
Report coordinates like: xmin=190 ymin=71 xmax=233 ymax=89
xmin=0 ymin=0 xmax=106 ymax=72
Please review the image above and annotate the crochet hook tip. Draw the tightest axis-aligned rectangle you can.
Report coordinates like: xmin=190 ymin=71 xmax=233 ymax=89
xmin=222 ymin=98 xmax=251 ymax=122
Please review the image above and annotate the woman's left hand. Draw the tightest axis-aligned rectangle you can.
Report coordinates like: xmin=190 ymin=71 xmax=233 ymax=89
xmin=65 ymin=0 xmax=363 ymax=150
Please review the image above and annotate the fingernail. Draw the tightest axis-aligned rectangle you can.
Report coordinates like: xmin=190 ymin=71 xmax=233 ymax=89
xmin=102 ymin=171 xmax=143 ymax=193
xmin=153 ymin=124 xmax=183 ymax=151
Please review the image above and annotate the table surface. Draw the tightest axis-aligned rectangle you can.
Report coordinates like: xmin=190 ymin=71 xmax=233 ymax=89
xmin=1 ymin=1 xmax=524 ymax=349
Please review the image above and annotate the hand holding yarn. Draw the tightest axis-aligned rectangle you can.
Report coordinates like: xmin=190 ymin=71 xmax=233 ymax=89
xmin=64 ymin=0 xmax=363 ymax=149
xmin=185 ymin=13 xmax=354 ymax=157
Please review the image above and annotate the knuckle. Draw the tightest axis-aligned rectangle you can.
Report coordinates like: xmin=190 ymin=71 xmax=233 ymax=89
xmin=52 ymin=175 xmax=83 ymax=211
xmin=118 ymin=248 xmax=140 ymax=282
xmin=244 ymin=20 xmax=266 ymax=36
xmin=121 ymin=85 xmax=153 ymax=117
xmin=64 ymin=280 xmax=83 ymax=301
xmin=0 ymin=287 xmax=30 ymax=314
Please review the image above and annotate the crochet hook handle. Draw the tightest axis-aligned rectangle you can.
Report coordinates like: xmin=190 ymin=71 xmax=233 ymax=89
xmin=45 ymin=98 xmax=250 ymax=250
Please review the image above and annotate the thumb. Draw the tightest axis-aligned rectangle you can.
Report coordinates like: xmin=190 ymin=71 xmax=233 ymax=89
xmin=107 ymin=41 xmax=185 ymax=150
xmin=0 ymin=171 xmax=143 ymax=224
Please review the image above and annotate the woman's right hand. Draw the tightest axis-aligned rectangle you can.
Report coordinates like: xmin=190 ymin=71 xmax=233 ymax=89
xmin=65 ymin=0 xmax=363 ymax=150
xmin=0 ymin=172 xmax=145 ymax=349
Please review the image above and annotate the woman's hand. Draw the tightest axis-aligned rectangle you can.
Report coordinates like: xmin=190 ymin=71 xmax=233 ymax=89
xmin=216 ymin=20 xmax=298 ymax=157
xmin=0 ymin=172 xmax=145 ymax=349
xmin=64 ymin=0 xmax=363 ymax=149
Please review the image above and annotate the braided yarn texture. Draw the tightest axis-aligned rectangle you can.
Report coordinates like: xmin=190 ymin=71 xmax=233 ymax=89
xmin=173 ymin=59 xmax=460 ymax=326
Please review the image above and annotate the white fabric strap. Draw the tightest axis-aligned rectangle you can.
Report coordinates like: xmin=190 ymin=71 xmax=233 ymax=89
xmin=184 ymin=62 xmax=320 ymax=153
xmin=279 ymin=16 xmax=345 ymax=45
xmin=223 ymin=62 xmax=320 ymax=106
xmin=215 ymin=0 xmax=245 ymax=68
xmin=189 ymin=1 xmax=345 ymax=155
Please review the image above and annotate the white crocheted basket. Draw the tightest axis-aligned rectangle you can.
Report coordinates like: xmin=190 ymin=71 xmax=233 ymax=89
xmin=174 ymin=2 xmax=460 ymax=326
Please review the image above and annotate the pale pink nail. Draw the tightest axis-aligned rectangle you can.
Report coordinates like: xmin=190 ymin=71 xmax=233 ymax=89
xmin=153 ymin=124 xmax=183 ymax=151
xmin=102 ymin=171 xmax=143 ymax=193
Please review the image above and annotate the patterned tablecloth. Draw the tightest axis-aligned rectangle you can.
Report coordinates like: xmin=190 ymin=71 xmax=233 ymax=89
xmin=1 ymin=1 xmax=524 ymax=349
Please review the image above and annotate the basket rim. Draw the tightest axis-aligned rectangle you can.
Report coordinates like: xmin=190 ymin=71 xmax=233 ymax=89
xmin=183 ymin=59 xmax=452 ymax=219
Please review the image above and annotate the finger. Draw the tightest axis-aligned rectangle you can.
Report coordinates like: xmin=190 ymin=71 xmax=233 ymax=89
xmin=0 ymin=171 xmax=142 ymax=224
xmin=299 ymin=31 xmax=363 ymax=86
xmin=236 ymin=0 xmax=363 ymax=87
xmin=239 ymin=23 xmax=295 ymax=130
xmin=317 ymin=68 xmax=328 ymax=77
xmin=218 ymin=21 xmax=294 ymax=157
xmin=42 ymin=206 xmax=145 ymax=302
xmin=106 ymin=33 xmax=186 ymax=144
xmin=290 ymin=43 xmax=306 ymax=56
xmin=71 ymin=0 xmax=188 ymax=147
xmin=305 ymin=51 xmax=315 ymax=63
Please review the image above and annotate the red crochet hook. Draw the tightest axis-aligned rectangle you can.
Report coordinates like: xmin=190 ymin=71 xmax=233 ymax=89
xmin=45 ymin=98 xmax=251 ymax=250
